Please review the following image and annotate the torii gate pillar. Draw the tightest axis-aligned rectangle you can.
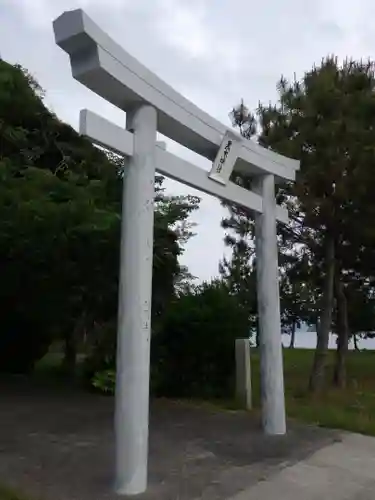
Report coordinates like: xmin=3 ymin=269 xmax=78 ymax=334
xmin=115 ymin=105 xmax=157 ymax=495
xmin=254 ymin=175 xmax=286 ymax=435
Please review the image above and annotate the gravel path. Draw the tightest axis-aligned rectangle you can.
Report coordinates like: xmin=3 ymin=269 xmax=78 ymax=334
xmin=0 ymin=378 xmax=339 ymax=499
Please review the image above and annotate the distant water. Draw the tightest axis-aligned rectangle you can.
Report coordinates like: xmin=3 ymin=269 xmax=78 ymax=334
xmin=281 ymin=331 xmax=375 ymax=350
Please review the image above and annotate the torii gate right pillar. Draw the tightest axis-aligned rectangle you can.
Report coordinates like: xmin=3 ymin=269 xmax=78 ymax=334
xmin=254 ymin=174 xmax=286 ymax=435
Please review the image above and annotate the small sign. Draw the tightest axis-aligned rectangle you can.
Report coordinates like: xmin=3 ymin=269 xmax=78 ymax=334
xmin=208 ymin=131 xmax=240 ymax=185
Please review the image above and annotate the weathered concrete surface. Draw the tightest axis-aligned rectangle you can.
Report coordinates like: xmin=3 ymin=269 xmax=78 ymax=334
xmin=254 ymin=173 xmax=286 ymax=435
xmin=232 ymin=432 xmax=375 ymax=500
xmin=0 ymin=378 xmax=338 ymax=500
xmin=235 ymin=338 xmax=252 ymax=410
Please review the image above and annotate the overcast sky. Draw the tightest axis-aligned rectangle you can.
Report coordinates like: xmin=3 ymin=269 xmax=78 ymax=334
xmin=1 ymin=0 xmax=375 ymax=281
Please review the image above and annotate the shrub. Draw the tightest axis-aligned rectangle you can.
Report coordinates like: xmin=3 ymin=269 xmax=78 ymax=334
xmin=92 ymin=369 xmax=116 ymax=394
xmin=85 ymin=281 xmax=249 ymax=399
xmin=151 ymin=280 xmax=249 ymax=398
xmin=82 ymin=320 xmax=116 ymax=383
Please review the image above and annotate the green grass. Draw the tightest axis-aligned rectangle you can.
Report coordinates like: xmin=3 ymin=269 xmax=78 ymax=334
xmin=31 ymin=347 xmax=375 ymax=436
xmin=0 ymin=485 xmax=28 ymax=500
xmin=33 ymin=349 xmax=87 ymax=387
xmin=251 ymin=348 xmax=375 ymax=435
xmin=34 ymin=351 xmax=64 ymax=373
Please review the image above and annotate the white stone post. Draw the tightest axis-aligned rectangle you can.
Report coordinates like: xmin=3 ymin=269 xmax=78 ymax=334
xmin=254 ymin=174 xmax=286 ymax=435
xmin=114 ymin=105 xmax=157 ymax=495
xmin=235 ymin=338 xmax=252 ymax=410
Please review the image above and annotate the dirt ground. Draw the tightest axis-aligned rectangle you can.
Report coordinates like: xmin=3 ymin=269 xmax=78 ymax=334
xmin=0 ymin=378 xmax=339 ymax=499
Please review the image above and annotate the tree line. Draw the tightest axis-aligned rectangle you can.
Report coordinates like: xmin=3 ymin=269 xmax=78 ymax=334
xmin=2 ymin=54 xmax=375 ymax=398
xmin=0 ymin=59 xmax=199 ymax=376
xmin=222 ymin=57 xmax=375 ymax=391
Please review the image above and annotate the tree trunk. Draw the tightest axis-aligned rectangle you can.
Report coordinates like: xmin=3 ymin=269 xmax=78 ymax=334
xmin=62 ymin=314 xmax=85 ymax=377
xmin=255 ymin=327 xmax=260 ymax=348
xmin=309 ymin=236 xmax=335 ymax=393
xmin=289 ymin=319 xmax=296 ymax=348
xmin=333 ymin=273 xmax=349 ymax=388
xmin=63 ymin=331 xmax=77 ymax=377
xmin=353 ymin=333 xmax=359 ymax=351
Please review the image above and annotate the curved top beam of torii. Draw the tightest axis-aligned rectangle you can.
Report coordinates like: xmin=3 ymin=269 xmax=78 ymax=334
xmin=53 ymin=9 xmax=299 ymax=184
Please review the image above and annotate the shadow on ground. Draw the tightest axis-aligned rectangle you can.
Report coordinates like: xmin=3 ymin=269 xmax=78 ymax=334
xmin=0 ymin=378 xmax=339 ymax=500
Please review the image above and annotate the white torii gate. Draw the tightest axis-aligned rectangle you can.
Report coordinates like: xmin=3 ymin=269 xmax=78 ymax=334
xmin=53 ymin=9 xmax=299 ymax=497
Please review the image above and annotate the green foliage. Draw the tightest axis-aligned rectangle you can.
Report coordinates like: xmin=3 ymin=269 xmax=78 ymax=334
xmin=257 ymin=57 xmax=375 ymax=388
xmin=279 ymin=251 xmax=316 ymax=336
xmin=0 ymin=60 xmax=114 ymax=180
xmin=219 ymin=247 xmax=257 ymax=323
xmin=0 ymin=59 xmax=199 ymax=373
xmin=151 ymin=280 xmax=250 ymax=398
xmin=86 ymin=281 xmax=249 ymax=399
xmin=92 ymin=369 xmax=116 ymax=394
xmin=225 ymin=57 xmax=375 ymax=389
xmin=0 ymin=162 xmax=119 ymax=372
xmin=0 ymin=485 xmax=28 ymax=500
xmin=82 ymin=321 xmax=117 ymax=382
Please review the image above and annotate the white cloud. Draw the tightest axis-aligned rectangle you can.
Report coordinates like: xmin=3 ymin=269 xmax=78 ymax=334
xmin=6 ymin=0 xmax=127 ymax=29
xmin=3 ymin=0 xmax=375 ymax=280
xmin=157 ymin=0 xmax=211 ymax=59
xmin=155 ymin=0 xmax=243 ymax=71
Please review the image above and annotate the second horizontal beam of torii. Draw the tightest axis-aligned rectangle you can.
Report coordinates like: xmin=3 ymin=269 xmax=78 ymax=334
xmin=80 ymin=109 xmax=289 ymax=223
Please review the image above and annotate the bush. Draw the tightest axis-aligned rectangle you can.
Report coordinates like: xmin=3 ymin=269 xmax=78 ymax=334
xmin=82 ymin=321 xmax=116 ymax=384
xmin=85 ymin=281 xmax=249 ymax=399
xmin=151 ymin=281 xmax=249 ymax=398
xmin=92 ymin=369 xmax=116 ymax=394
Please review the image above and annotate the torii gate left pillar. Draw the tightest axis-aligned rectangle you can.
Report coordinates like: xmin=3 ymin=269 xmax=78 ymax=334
xmin=115 ymin=105 xmax=157 ymax=495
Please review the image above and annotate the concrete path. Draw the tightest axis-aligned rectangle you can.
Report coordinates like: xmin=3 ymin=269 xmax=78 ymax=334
xmin=1 ymin=379 xmax=375 ymax=499
xmin=231 ymin=432 xmax=375 ymax=500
